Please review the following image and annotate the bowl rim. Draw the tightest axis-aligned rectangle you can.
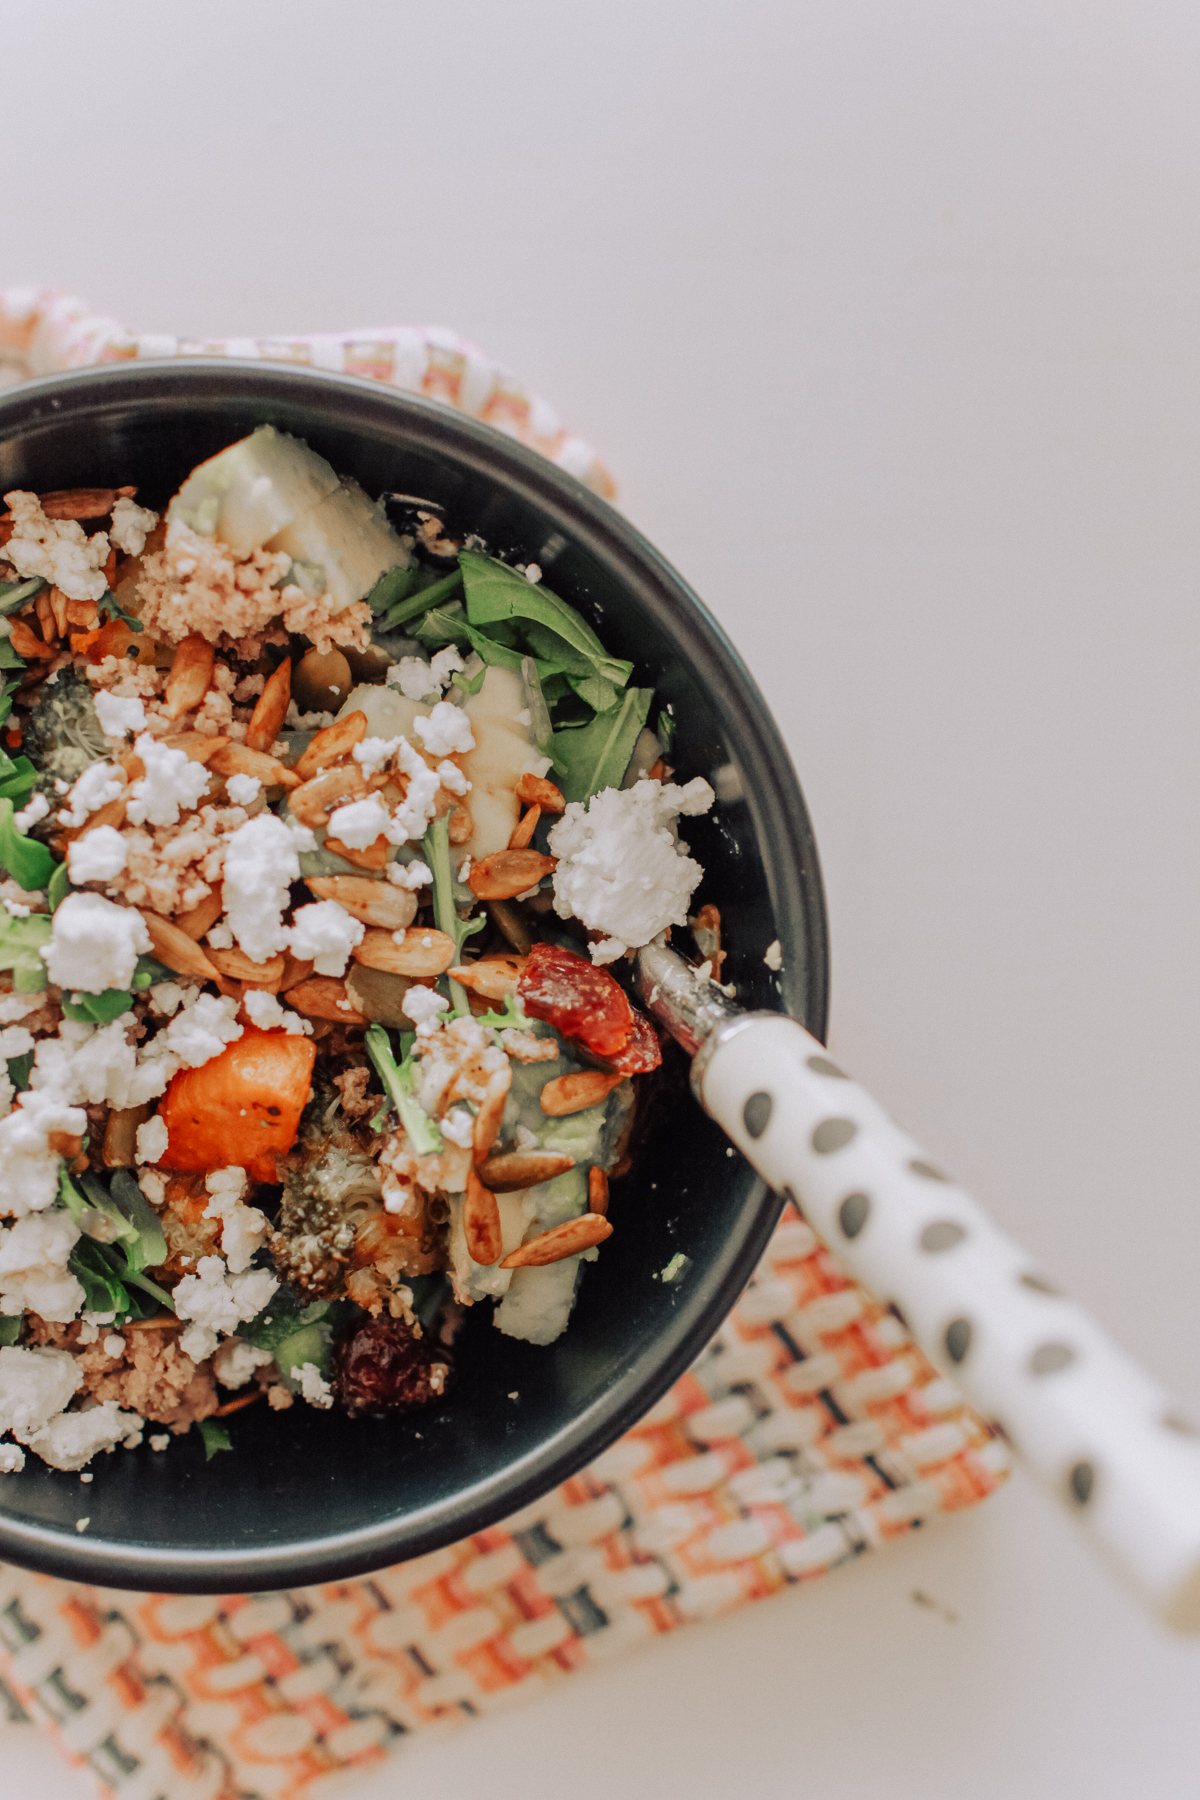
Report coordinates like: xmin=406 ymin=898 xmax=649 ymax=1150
xmin=0 ymin=359 xmax=829 ymax=1591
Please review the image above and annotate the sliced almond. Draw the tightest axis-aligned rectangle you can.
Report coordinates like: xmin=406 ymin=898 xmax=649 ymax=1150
xmin=164 ymin=632 xmax=215 ymax=720
xmin=477 ymin=1150 xmax=575 ymax=1191
xmin=508 ymin=804 xmax=541 ymax=849
xmin=287 ymin=976 xmax=368 ymax=1025
xmin=8 ymin=617 xmax=56 ymax=659
xmin=468 ymin=849 xmax=556 ymax=901
xmin=500 ymin=1212 xmax=613 ymax=1269
xmin=83 ymin=617 xmax=156 ymax=668
xmin=292 ymin=710 xmax=368 ymax=782
xmin=463 ymin=1168 xmax=504 ymax=1265
xmin=35 ymin=591 xmax=57 ymax=644
xmin=471 ymin=1066 xmax=512 ymax=1163
xmin=515 ymin=772 xmax=566 ymax=813
xmin=446 ymin=954 xmax=527 ymax=1000
xmin=289 ymin=762 xmax=368 ymax=827
xmin=324 ymin=833 xmax=390 ymax=870
xmin=163 ymin=732 xmax=230 ymax=765
xmin=48 ymin=586 xmax=70 ymax=639
xmin=588 ymin=1166 xmax=610 ymax=1216
xmin=209 ymin=743 xmax=300 ymax=790
xmin=30 ymin=487 xmax=124 ymax=520
xmin=206 ymin=947 xmax=287 ymax=992
xmin=102 ymin=1104 xmax=151 ymax=1169
xmin=64 ymin=598 xmax=99 ymax=630
xmin=139 ymin=911 xmax=223 ymax=984
xmin=61 ymin=795 xmax=128 ymax=844
xmin=174 ymin=890 xmax=224 ymax=942
xmin=245 ymin=657 xmax=291 ymax=753
xmin=353 ymin=927 xmax=455 ymax=978
xmin=278 ymin=952 xmax=315 ymax=993
xmin=305 ymin=875 xmax=416 ymax=930
xmin=539 ymin=1070 xmax=625 ymax=1117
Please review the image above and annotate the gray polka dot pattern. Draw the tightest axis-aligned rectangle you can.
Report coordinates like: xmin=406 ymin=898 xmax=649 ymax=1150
xmin=806 ymin=1054 xmax=849 ymax=1079
xmin=945 ymin=1317 xmax=972 ymax=1363
xmin=1030 ymin=1342 xmax=1076 ymax=1376
xmin=1068 ymin=1461 xmax=1095 ymax=1506
xmin=920 ymin=1220 xmax=966 ymax=1253
xmin=811 ymin=1118 xmax=856 ymax=1154
xmin=743 ymin=1091 xmax=772 ymax=1139
xmin=838 ymin=1191 xmax=870 ymax=1239
xmin=909 ymin=1159 xmax=951 ymax=1182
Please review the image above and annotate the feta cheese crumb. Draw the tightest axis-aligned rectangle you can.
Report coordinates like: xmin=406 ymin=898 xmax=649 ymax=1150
xmin=440 ymin=1107 xmax=475 ymax=1148
xmin=225 ymin=772 xmax=261 ymax=806
xmin=0 ymin=1443 xmax=25 ymax=1473
xmin=325 ymin=793 xmax=391 ymax=851
xmin=352 ymin=735 xmax=402 ymax=777
xmin=213 ymin=1335 xmax=273 ymax=1389
xmin=388 ymin=859 xmax=432 ymax=890
xmin=136 ymin=1114 xmax=169 ymax=1164
xmin=764 ymin=939 xmax=783 ymax=971
xmin=149 ymin=1433 xmax=169 ymax=1452
xmin=23 ymin=1400 xmax=144 ymax=1472
xmin=58 ymin=761 xmax=126 ymax=830
xmin=173 ymin=1254 xmax=278 ymax=1361
xmin=66 ymin=824 xmax=128 ymax=886
xmin=0 ymin=1345 xmax=83 ymax=1436
xmin=109 ymin=497 xmax=158 ymax=557
xmin=103 ymin=1334 xmax=125 ymax=1359
xmin=126 ymin=734 xmax=209 ymax=827
xmin=0 ymin=1212 xmax=85 ymax=1322
xmin=387 ymin=656 xmax=441 ymax=701
xmin=147 ymin=990 xmax=243 ymax=1070
xmin=223 ymin=812 xmax=301 ymax=962
xmin=414 ymin=700 xmax=474 ymax=758
xmin=548 ymin=777 xmax=715 ymax=961
xmin=205 ymin=923 xmax=234 ymax=949
xmin=2 ymin=491 xmax=110 ymax=602
xmin=401 ymin=985 xmax=449 ymax=1035
xmin=390 ymin=737 xmax=441 ymax=841
xmin=0 ymin=1087 xmax=88 ymax=1215
xmin=41 ymin=892 xmax=151 ymax=993
xmin=202 ymin=1167 xmax=270 ymax=1273
xmin=148 ymin=981 xmax=185 ymax=1017
xmin=93 ymin=691 xmax=147 ymax=738
xmin=287 ymin=900 xmax=365 ymax=975
xmin=242 ymin=988 xmax=312 ymax=1035
xmin=76 ymin=1517 xmax=90 ymax=1531
xmin=12 ymin=792 xmax=49 ymax=833
xmin=293 ymin=1361 xmax=334 ymax=1409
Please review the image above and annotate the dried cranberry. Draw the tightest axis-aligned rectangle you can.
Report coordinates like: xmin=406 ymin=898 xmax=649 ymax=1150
xmin=518 ymin=941 xmax=633 ymax=1057
xmin=332 ymin=1315 xmax=453 ymax=1417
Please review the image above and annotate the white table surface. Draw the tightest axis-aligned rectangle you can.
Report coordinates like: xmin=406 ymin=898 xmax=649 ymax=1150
xmin=6 ymin=2 xmax=1200 ymax=1793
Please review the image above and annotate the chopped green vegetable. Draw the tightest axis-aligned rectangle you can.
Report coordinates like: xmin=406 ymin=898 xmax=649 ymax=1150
xmin=551 ymin=687 xmax=654 ymax=803
xmin=47 ymin=861 xmax=71 ymax=912
xmin=423 ymin=812 xmax=485 ymax=1016
xmin=197 ymin=1420 xmax=233 ymax=1460
xmin=379 ymin=566 xmax=464 ymax=633
xmin=7 ymin=1050 xmax=33 ymax=1092
xmin=106 ymin=1170 xmax=169 ymax=1273
xmin=0 ymin=683 xmax=15 ymax=731
xmin=476 ymin=992 xmax=531 ymax=1032
xmin=367 ymin=564 xmax=417 ymax=614
xmin=412 ymin=600 xmax=471 ymax=649
xmin=0 ymin=798 xmax=57 ymax=891
xmin=97 ymin=589 xmax=143 ymax=632
xmin=0 ymin=756 xmax=37 ymax=803
xmin=460 ymin=552 xmax=633 ymax=692
xmin=451 ymin=662 xmax=488 ymax=697
xmin=0 ymin=641 xmax=26 ymax=672
xmin=365 ymin=1022 xmax=444 ymax=1154
xmin=61 ymin=988 xmax=136 ymax=1025
xmin=0 ymin=578 xmax=43 ymax=617
xmin=0 ymin=907 xmax=52 ymax=990
xmin=0 ymin=1315 xmax=21 ymax=1347
xmin=60 ymin=1168 xmax=175 ymax=1319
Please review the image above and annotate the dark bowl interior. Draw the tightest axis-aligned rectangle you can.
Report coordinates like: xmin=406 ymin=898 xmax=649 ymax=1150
xmin=0 ymin=362 xmax=827 ymax=1591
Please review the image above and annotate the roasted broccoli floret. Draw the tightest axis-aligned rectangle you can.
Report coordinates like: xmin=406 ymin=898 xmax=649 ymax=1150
xmin=21 ymin=666 xmax=109 ymax=837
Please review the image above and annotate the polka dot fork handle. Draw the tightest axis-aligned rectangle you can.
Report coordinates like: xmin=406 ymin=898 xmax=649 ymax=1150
xmin=637 ymin=949 xmax=1200 ymax=1631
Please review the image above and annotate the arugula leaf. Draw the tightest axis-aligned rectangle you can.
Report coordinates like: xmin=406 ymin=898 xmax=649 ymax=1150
xmin=0 ymin=755 xmax=37 ymax=803
xmin=367 ymin=564 xmax=417 ymax=614
xmin=551 ymin=687 xmax=654 ymax=803
xmin=61 ymin=988 xmax=136 ymax=1025
xmin=7 ymin=1050 xmax=32 ymax=1092
xmin=0 ymin=578 xmax=44 ymax=617
xmin=0 ymin=1316 xmax=20 ymax=1347
xmin=60 ymin=1168 xmax=175 ymax=1315
xmin=379 ymin=567 xmax=464 ymax=633
xmin=0 ymin=683 xmax=15 ymax=730
xmin=68 ymin=1236 xmax=131 ymax=1317
xmin=0 ymin=798 xmax=56 ymax=892
xmin=48 ymin=861 xmax=70 ymax=912
xmin=365 ymin=1022 xmax=444 ymax=1154
xmin=197 ymin=1419 xmax=232 ymax=1460
xmin=412 ymin=601 xmax=471 ymax=650
xmin=0 ymin=908 xmax=51 ymax=990
xmin=107 ymin=1170 xmax=169 ymax=1273
xmin=423 ymin=812 xmax=485 ymax=1016
xmin=476 ymin=991 xmax=531 ymax=1031
xmin=460 ymin=552 xmax=631 ymax=681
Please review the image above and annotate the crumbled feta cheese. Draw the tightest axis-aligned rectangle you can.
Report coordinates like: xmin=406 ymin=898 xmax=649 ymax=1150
xmin=293 ymin=1361 xmax=334 ymax=1409
xmin=0 ymin=1071 xmax=12 ymax=1122
xmin=149 ymin=991 xmax=243 ymax=1071
xmin=149 ymin=1433 xmax=169 ymax=1451
xmin=390 ymin=738 xmax=441 ymax=841
xmin=138 ymin=1168 xmax=167 ymax=1205
xmin=173 ymin=1255 xmax=278 ymax=1363
xmin=0 ymin=1087 xmax=88 ymax=1215
xmin=205 ymin=923 xmax=234 ymax=948
xmin=225 ymin=772 xmax=261 ymax=806
xmin=213 ymin=1335 xmax=273 ymax=1389
xmin=103 ymin=1334 xmax=125 ymax=1359
xmin=287 ymin=900 xmax=365 ymax=975
xmin=1 ymin=491 xmax=110 ymax=602
xmin=223 ymin=813 xmax=301 ymax=962
xmin=0 ymin=1344 xmax=82 ymax=1436
xmin=241 ymin=988 xmax=312 ymax=1036
xmin=436 ymin=759 xmax=471 ymax=796
xmin=764 ymin=939 xmax=783 ymax=971
xmin=93 ymin=691 xmax=146 ymax=738
xmin=148 ymin=981 xmax=185 ymax=1017
xmin=414 ymin=700 xmax=474 ymax=758
xmin=389 ymin=859 xmax=432 ymax=889
xmin=58 ymin=761 xmax=126 ymax=830
xmin=136 ymin=1114 xmax=169 ymax=1164
xmin=387 ymin=657 xmax=440 ymax=701
xmin=430 ymin=646 xmax=466 ymax=688
xmin=0 ymin=1026 xmax=34 ymax=1061
xmin=41 ymin=892 xmax=151 ymax=992
xmin=440 ymin=1107 xmax=475 ymax=1148
xmin=0 ymin=1443 xmax=25 ymax=1473
xmin=202 ymin=1168 xmax=270 ymax=1273
xmin=548 ymin=777 xmax=715 ymax=961
xmin=352 ymin=735 xmax=403 ymax=777
xmin=325 ymin=793 xmax=391 ymax=851
xmin=401 ymin=985 xmax=449 ymax=1034
xmin=125 ymin=734 xmax=209 ymax=828
xmin=0 ymin=993 xmax=40 ymax=1026
xmin=21 ymin=1400 xmax=145 ymax=1472
xmin=66 ymin=824 xmax=128 ymax=886
xmin=12 ymin=792 xmax=49 ymax=833
xmin=0 ymin=1213 xmax=84 ymax=1322
xmin=108 ymin=497 xmax=158 ymax=557
xmin=285 ymin=702 xmax=335 ymax=729
xmin=30 ymin=1017 xmax=162 ymax=1114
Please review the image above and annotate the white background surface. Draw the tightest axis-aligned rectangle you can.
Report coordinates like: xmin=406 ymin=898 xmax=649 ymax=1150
xmin=4 ymin=1 xmax=1200 ymax=1793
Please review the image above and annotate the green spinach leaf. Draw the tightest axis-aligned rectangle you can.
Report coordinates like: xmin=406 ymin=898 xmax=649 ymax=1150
xmin=551 ymin=688 xmax=654 ymax=802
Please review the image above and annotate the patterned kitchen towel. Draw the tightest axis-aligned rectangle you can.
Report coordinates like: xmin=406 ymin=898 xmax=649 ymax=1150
xmin=0 ymin=288 xmax=1008 ymax=1800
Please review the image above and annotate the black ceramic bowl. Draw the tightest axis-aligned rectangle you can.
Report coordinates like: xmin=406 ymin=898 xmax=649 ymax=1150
xmin=0 ymin=362 xmax=827 ymax=1591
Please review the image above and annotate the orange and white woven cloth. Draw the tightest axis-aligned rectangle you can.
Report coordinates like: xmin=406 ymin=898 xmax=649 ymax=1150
xmin=0 ymin=289 xmax=1008 ymax=1800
